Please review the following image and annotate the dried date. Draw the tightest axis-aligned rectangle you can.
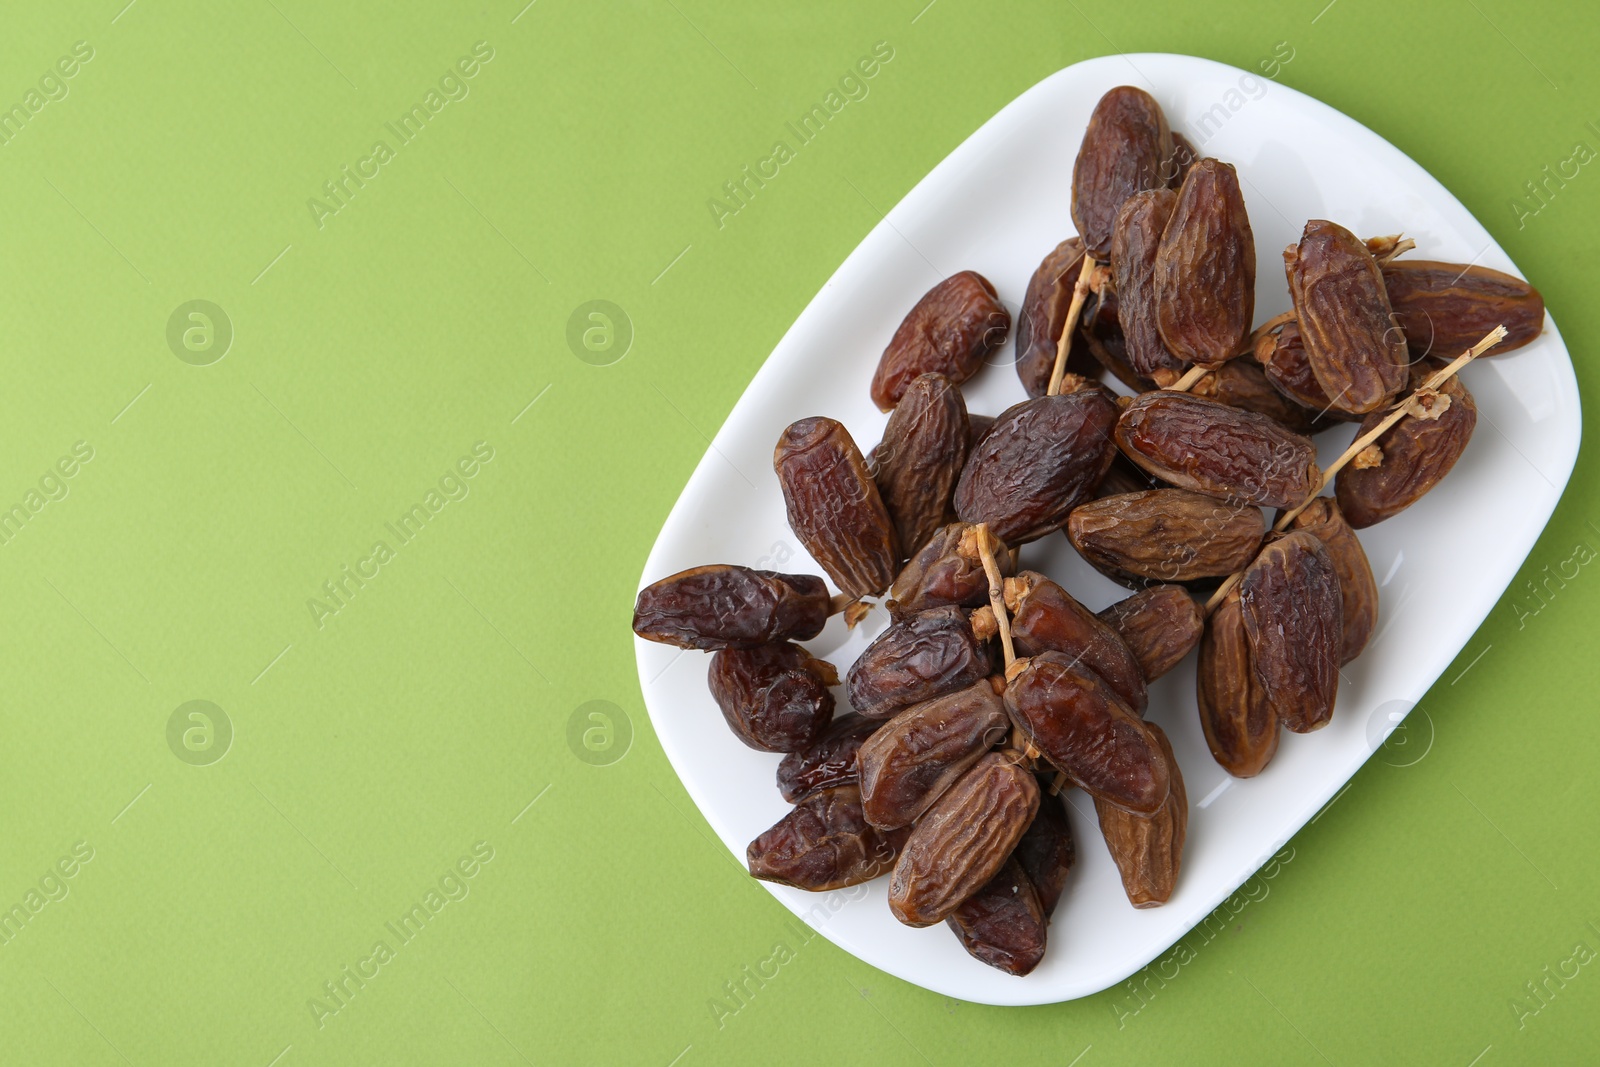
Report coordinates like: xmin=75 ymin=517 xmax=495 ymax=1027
xmin=888 ymin=522 xmax=1016 ymax=618
xmin=1335 ymin=361 xmax=1477 ymax=528
xmin=1067 ymin=489 xmax=1265 ymax=585
xmin=774 ymin=417 xmax=900 ymax=598
xmin=947 ymin=857 xmax=1048 ymax=976
xmin=1191 ymin=353 xmax=1331 ymax=435
xmin=857 ymin=681 xmax=1009 ymax=830
xmin=1383 ymin=259 xmax=1544 ymax=358
xmin=954 ymin=389 xmax=1119 ymax=543
xmin=1111 ymin=188 xmax=1184 ymax=381
xmin=777 ymin=713 xmax=883 ymax=802
xmin=1238 ymin=530 xmax=1342 ymax=733
xmin=1013 ymin=785 xmax=1075 ymax=916
xmin=1197 ymin=588 xmax=1279 ymax=777
xmin=1015 ymin=238 xmax=1097 ymax=397
xmin=748 ymin=784 xmax=907 ymax=891
xmin=888 ymin=752 xmax=1040 ymax=927
xmin=1072 ymin=86 xmax=1173 ymax=260
xmin=1115 ymin=391 xmax=1321 ymax=509
xmin=872 ymin=272 xmax=1010 ymax=411
xmin=871 ymin=373 xmax=970 ymax=559
xmin=1004 ymin=651 xmax=1170 ymax=816
xmin=1285 ymin=219 xmax=1407 ymax=415
xmin=1097 ymin=585 xmax=1204 ymax=682
xmin=1154 ymin=158 xmax=1255 ymax=367
xmin=709 ymin=642 xmax=839 ymax=752
xmin=1095 ymin=721 xmax=1186 ymax=908
xmin=633 ymin=565 xmax=831 ymax=650
xmin=845 ymin=605 xmax=991 ymax=719
xmin=1004 ymin=571 xmax=1147 ymax=714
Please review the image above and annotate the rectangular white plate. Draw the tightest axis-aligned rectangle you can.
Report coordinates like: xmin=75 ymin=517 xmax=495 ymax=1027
xmin=633 ymin=53 xmax=1580 ymax=1005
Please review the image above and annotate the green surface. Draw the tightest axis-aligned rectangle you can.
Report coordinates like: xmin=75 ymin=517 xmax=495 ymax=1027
xmin=0 ymin=0 xmax=1595 ymax=1063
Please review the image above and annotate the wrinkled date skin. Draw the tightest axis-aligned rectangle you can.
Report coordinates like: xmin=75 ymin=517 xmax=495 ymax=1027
xmin=888 ymin=752 xmax=1040 ymax=927
xmin=1097 ymin=585 xmax=1204 ymax=682
xmin=1112 ymin=188 xmax=1184 ymax=381
xmin=1095 ymin=721 xmax=1187 ymax=908
xmin=1288 ymin=497 xmax=1378 ymax=665
xmin=1154 ymin=158 xmax=1255 ymax=367
xmin=954 ymin=390 xmax=1120 ymax=543
xmin=1083 ymin=316 xmax=1158 ymax=394
xmin=1071 ymin=86 xmax=1173 ymax=260
xmin=1383 ymin=260 xmax=1545 ymax=359
xmin=1067 ymin=489 xmax=1265 ymax=585
xmin=1115 ymin=392 xmax=1321 ymax=509
xmin=888 ymin=522 xmax=1016 ymax=618
xmin=947 ymin=857 xmax=1048 ymax=976
xmin=871 ymin=272 xmax=1010 ymax=411
xmin=857 ymin=682 xmax=1009 ymax=830
xmin=1191 ymin=354 xmax=1330 ymax=435
xmin=845 ymin=605 xmax=990 ymax=719
xmin=1198 ymin=589 xmax=1280 ymax=777
xmin=1005 ymin=571 xmax=1147 ymax=714
xmin=708 ymin=642 xmax=839 ymax=753
xmin=633 ymin=565 xmax=831 ymax=650
xmin=1255 ymin=320 xmax=1354 ymax=419
xmin=748 ymin=784 xmax=908 ymax=891
xmin=1286 ymin=219 xmax=1408 ymax=415
xmin=1015 ymin=238 xmax=1096 ymax=397
xmin=1336 ymin=363 xmax=1477 ymax=528
xmin=1014 ymin=785 xmax=1075 ymax=916
xmin=1239 ymin=531 xmax=1343 ymax=733
xmin=871 ymin=373 xmax=971 ymax=559
xmin=1004 ymin=651 xmax=1170 ymax=816
xmin=777 ymin=713 xmax=882 ymax=802
xmin=774 ymin=417 xmax=900 ymax=599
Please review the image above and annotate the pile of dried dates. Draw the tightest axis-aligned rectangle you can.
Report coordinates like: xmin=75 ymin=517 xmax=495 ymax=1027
xmin=633 ymin=85 xmax=1545 ymax=976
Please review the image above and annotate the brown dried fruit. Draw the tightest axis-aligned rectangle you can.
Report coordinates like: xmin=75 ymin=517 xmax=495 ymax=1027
xmin=1112 ymin=188 xmax=1184 ymax=380
xmin=1004 ymin=651 xmax=1170 ymax=816
xmin=1285 ymin=219 xmax=1408 ymax=415
xmin=845 ymin=605 xmax=991 ymax=719
xmin=774 ymin=417 xmax=900 ymax=598
xmin=872 ymin=271 xmax=1010 ymax=411
xmin=1095 ymin=721 xmax=1187 ymax=908
xmin=1015 ymin=238 xmax=1097 ymax=397
xmin=1154 ymin=158 xmax=1255 ymax=367
xmin=1287 ymin=497 xmax=1378 ymax=664
xmin=1097 ymin=586 xmax=1204 ymax=682
xmin=1383 ymin=260 xmax=1544 ymax=359
xmin=1239 ymin=531 xmax=1343 ymax=733
xmin=858 ymin=682 xmax=1009 ymax=830
xmin=1255 ymin=320 xmax=1355 ymax=420
xmin=748 ymin=784 xmax=907 ymax=891
xmin=947 ymin=857 xmax=1048 ymax=976
xmin=1115 ymin=391 xmax=1321 ymax=509
xmin=1082 ymin=324 xmax=1155 ymax=393
xmin=1067 ymin=489 xmax=1265 ymax=585
xmin=888 ymin=522 xmax=1016 ymax=618
xmin=708 ymin=642 xmax=839 ymax=753
xmin=777 ymin=713 xmax=883 ymax=802
xmin=1014 ymin=785 xmax=1075 ymax=916
xmin=1336 ymin=362 xmax=1478 ymax=528
xmin=871 ymin=374 xmax=971 ymax=560
xmin=1197 ymin=588 xmax=1279 ymax=777
xmin=633 ymin=565 xmax=831 ymax=650
xmin=1163 ymin=131 xmax=1200 ymax=188
xmin=1072 ymin=86 xmax=1173 ymax=260
xmin=1005 ymin=571 xmax=1147 ymax=714
xmin=888 ymin=752 xmax=1040 ymax=927
xmin=954 ymin=389 xmax=1119 ymax=543
xmin=1191 ymin=354 xmax=1332 ymax=435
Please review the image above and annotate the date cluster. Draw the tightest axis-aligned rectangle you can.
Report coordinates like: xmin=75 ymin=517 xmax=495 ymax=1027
xmin=633 ymin=85 xmax=1545 ymax=977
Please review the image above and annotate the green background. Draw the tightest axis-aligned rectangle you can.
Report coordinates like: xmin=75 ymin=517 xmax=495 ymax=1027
xmin=0 ymin=0 xmax=1595 ymax=1063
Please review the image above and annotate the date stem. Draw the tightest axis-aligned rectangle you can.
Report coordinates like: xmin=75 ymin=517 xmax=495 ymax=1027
xmin=1203 ymin=323 xmax=1508 ymax=615
xmin=1046 ymin=258 xmax=1104 ymax=396
xmin=974 ymin=523 xmax=1017 ymax=669
xmin=1165 ymin=310 xmax=1298 ymax=393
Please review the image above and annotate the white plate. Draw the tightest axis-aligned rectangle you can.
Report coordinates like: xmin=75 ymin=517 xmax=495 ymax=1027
xmin=633 ymin=53 xmax=1580 ymax=1005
